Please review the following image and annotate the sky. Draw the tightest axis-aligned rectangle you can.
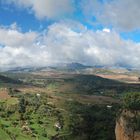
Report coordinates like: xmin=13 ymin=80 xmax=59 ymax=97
xmin=0 ymin=0 xmax=140 ymax=70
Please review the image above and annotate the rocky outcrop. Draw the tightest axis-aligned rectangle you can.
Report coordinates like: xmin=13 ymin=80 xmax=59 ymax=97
xmin=115 ymin=111 xmax=140 ymax=140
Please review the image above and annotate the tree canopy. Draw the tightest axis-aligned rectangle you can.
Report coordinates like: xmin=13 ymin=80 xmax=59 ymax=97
xmin=123 ymin=92 xmax=140 ymax=111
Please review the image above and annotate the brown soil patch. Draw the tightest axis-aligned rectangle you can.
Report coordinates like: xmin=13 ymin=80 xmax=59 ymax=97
xmin=0 ymin=88 xmax=10 ymax=99
xmin=96 ymin=74 xmax=140 ymax=83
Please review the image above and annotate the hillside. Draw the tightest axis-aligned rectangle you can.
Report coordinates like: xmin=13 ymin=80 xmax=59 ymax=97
xmin=0 ymin=74 xmax=22 ymax=85
xmin=66 ymin=75 xmax=140 ymax=94
xmin=2 ymin=72 xmax=140 ymax=96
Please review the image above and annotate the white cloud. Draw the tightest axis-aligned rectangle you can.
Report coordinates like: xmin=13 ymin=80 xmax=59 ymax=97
xmin=3 ymin=0 xmax=140 ymax=32
xmin=103 ymin=28 xmax=110 ymax=33
xmin=1 ymin=22 xmax=140 ymax=70
xmin=4 ymin=0 xmax=74 ymax=19
xmin=0 ymin=25 xmax=47 ymax=69
xmin=3 ymin=0 xmax=140 ymax=31
xmin=81 ymin=0 xmax=140 ymax=31
xmin=0 ymin=26 xmax=37 ymax=47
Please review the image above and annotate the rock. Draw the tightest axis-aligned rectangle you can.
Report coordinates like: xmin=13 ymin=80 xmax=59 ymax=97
xmin=115 ymin=111 xmax=140 ymax=140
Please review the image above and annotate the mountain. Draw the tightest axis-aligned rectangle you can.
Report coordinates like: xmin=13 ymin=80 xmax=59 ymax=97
xmin=4 ymin=63 xmax=91 ymax=73
xmin=3 ymin=63 xmax=140 ymax=74
xmin=59 ymin=62 xmax=91 ymax=70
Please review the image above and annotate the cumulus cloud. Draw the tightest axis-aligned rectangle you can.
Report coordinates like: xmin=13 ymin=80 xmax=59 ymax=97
xmin=3 ymin=0 xmax=140 ymax=31
xmin=0 ymin=25 xmax=37 ymax=47
xmin=4 ymin=0 xmax=74 ymax=19
xmin=0 ymin=22 xmax=140 ymax=70
xmin=43 ymin=22 xmax=140 ymax=68
xmin=0 ymin=24 xmax=49 ymax=69
xmin=82 ymin=0 xmax=140 ymax=31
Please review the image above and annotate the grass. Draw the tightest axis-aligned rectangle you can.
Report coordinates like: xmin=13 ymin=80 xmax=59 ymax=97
xmin=6 ymin=98 xmax=18 ymax=105
xmin=0 ymin=128 xmax=10 ymax=140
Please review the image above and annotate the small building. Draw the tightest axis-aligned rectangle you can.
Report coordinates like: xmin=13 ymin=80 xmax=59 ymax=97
xmin=54 ymin=122 xmax=61 ymax=130
xmin=36 ymin=93 xmax=41 ymax=97
xmin=106 ymin=105 xmax=112 ymax=109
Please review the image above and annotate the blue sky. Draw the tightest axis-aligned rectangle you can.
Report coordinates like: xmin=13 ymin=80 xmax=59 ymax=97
xmin=0 ymin=1 xmax=53 ymax=32
xmin=0 ymin=0 xmax=139 ymax=42
xmin=0 ymin=0 xmax=140 ymax=69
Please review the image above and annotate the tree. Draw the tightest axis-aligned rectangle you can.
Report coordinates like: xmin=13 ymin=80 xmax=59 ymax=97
xmin=8 ymin=88 xmax=14 ymax=97
xmin=19 ymin=96 xmax=27 ymax=120
xmin=123 ymin=92 xmax=140 ymax=111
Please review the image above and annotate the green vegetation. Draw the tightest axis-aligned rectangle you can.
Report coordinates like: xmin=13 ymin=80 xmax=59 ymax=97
xmin=0 ymin=93 xmax=61 ymax=140
xmin=0 ymin=71 xmax=140 ymax=139
xmin=123 ymin=92 xmax=140 ymax=111
xmin=62 ymin=101 xmax=120 ymax=140
xmin=122 ymin=92 xmax=140 ymax=131
xmin=0 ymin=75 xmax=22 ymax=85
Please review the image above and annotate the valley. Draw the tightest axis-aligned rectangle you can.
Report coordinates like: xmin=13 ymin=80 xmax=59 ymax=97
xmin=0 ymin=68 xmax=140 ymax=140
